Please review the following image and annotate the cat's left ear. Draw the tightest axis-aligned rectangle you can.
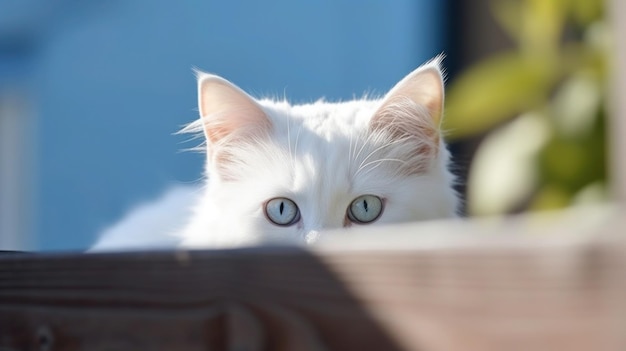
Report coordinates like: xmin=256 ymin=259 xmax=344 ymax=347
xmin=370 ymin=56 xmax=445 ymax=150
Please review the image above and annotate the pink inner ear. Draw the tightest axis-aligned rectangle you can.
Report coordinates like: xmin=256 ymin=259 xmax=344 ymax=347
xmin=367 ymin=100 xmax=439 ymax=175
xmin=203 ymin=107 xmax=273 ymax=182
xmin=197 ymin=74 xmax=271 ymax=146
xmin=383 ymin=66 xmax=444 ymax=125
xmin=371 ymin=97 xmax=439 ymax=155
xmin=202 ymin=107 xmax=271 ymax=146
xmin=391 ymin=68 xmax=444 ymax=125
xmin=368 ymin=61 xmax=445 ymax=163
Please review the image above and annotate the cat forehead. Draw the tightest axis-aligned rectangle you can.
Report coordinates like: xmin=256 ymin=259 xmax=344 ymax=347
xmin=258 ymin=99 xmax=381 ymax=133
xmin=240 ymin=138 xmax=392 ymax=199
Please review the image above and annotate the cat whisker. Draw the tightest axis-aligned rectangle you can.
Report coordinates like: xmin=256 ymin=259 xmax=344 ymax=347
xmin=356 ymin=137 xmax=405 ymax=172
xmin=348 ymin=132 xmax=355 ymax=173
xmin=293 ymin=124 xmax=303 ymax=167
xmin=287 ymin=117 xmax=292 ymax=161
xmin=353 ymin=131 xmax=378 ymax=172
xmin=355 ymin=158 xmax=407 ymax=178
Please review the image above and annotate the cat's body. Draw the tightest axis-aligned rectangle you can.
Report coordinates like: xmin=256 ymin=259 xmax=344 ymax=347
xmin=91 ymin=57 xmax=459 ymax=251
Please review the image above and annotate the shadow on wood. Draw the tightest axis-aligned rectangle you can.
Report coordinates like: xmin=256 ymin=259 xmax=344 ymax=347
xmin=0 ymin=248 xmax=406 ymax=351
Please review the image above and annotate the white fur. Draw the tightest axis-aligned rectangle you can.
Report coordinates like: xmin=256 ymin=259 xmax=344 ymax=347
xmin=179 ymin=99 xmax=457 ymax=247
xmin=91 ymin=57 xmax=459 ymax=251
xmin=90 ymin=185 xmax=200 ymax=251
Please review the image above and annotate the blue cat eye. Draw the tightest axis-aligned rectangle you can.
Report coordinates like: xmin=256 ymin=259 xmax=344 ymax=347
xmin=265 ymin=198 xmax=300 ymax=226
xmin=347 ymin=195 xmax=383 ymax=224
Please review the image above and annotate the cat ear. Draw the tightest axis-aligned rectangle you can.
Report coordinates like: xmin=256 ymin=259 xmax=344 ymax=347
xmin=196 ymin=71 xmax=270 ymax=146
xmin=370 ymin=57 xmax=445 ymax=154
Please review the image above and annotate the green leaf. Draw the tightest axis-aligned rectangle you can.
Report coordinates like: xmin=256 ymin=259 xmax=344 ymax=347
xmin=530 ymin=184 xmax=571 ymax=211
xmin=569 ymin=0 xmax=603 ymax=26
xmin=443 ymin=53 xmax=555 ymax=140
xmin=521 ymin=0 xmax=568 ymax=53
xmin=491 ymin=0 xmax=568 ymax=53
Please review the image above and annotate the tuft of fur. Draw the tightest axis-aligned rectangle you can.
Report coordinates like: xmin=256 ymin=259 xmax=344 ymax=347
xmin=91 ymin=57 xmax=459 ymax=251
xmin=90 ymin=185 xmax=200 ymax=251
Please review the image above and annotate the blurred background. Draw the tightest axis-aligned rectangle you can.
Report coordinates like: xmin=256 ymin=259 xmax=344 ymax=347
xmin=0 ymin=0 xmax=610 ymax=251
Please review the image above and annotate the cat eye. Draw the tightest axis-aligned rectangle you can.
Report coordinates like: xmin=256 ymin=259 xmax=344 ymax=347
xmin=347 ymin=195 xmax=383 ymax=224
xmin=265 ymin=198 xmax=300 ymax=226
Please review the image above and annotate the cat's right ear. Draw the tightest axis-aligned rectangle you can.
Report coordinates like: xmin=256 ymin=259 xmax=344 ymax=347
xmin=196 ymin=71 xmax=271 ymax=146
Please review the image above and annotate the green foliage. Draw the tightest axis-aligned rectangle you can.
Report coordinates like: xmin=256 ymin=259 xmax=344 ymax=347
xmin=446 ymin=0 xmax=609 ymax=214
xmin=444 ymin=53 xmax=555 ymax=139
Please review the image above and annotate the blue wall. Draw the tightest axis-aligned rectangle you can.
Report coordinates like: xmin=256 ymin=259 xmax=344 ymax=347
xmin=28 ymin=1 xmax=446 ymax=250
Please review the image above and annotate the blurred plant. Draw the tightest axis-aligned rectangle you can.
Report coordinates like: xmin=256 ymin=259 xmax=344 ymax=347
xmin=444 ymin=0 xmax=609 ymax=215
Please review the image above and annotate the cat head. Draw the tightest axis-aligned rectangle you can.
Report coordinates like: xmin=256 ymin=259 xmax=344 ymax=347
xmin=181 ymin=57 xmax=458 ymax=247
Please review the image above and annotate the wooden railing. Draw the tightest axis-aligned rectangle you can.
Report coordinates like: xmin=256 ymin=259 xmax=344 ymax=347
xmin=1 ymin=205 xmax=624 ymax=351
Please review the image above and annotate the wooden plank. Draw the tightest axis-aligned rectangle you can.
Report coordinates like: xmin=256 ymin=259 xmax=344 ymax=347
xmin=0 ymin=206 xmax=624 ymax=351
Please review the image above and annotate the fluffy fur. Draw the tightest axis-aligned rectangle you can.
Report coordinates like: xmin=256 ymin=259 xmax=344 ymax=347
xmin=91 ymin=57 xmax=458 ymax=251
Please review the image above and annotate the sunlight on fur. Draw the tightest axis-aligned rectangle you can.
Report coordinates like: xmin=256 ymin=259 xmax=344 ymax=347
xmin=91 ymin=56 xmax=459 ymax=251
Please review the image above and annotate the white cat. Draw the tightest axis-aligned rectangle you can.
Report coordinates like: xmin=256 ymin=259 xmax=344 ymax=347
xmin=91 ymin=56 xmax=458 ymax=251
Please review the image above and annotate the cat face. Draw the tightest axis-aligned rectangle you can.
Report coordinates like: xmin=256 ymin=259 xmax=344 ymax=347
xmin=180 ymin=57 xmax=458 ymax=247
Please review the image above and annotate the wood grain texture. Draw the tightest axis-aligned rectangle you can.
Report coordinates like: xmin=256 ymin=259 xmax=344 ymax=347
xmin=1 ymin=206 xmax=625 ymax=351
